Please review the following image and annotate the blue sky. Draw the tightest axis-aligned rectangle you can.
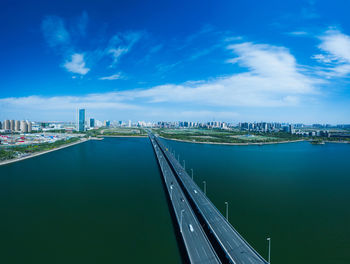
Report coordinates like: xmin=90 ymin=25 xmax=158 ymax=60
xmin=1 ymin=0 xmax=350 ymax=123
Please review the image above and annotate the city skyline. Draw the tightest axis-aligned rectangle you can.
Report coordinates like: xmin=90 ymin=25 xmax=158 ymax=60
xmin=2 ymin=0 xmax=350 ymax=123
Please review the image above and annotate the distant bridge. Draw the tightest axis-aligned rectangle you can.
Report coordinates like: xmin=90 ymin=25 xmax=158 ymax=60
xmin=149 ymin=132 xmax=269 ymax=264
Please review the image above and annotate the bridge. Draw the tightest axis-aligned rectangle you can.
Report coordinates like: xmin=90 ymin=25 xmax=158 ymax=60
xmin=150 ymin=134 xmax=221 ymax=264
xmin=149 ymin=131 xmax=269 ymax=264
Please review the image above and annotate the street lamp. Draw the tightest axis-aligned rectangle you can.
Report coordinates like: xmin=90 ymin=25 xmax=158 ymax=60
xmin=267 ymin=237 xmax=271 ymax=263
xmin=170 ymin=185 xmax=173 ymax=200
xmin=180 ymin=209 xmax=185 ymax=233
xmin=203 ymin=181 xmax=206 ymax=195
xmin=225 ymin=201 xmax=229 ymax=221
xmin=191 ymin=168 xmax=193 ymax=180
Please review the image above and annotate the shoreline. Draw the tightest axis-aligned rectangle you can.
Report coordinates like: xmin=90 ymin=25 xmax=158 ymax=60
xmin=100 ymin=135 xmax=147 ymax=138
xmin=159 ymin=136 xmax=306 ymax=146
xmin=0 ymin=138 xmax=89 ymax=167
xmin=324 ymin=140 xmax=350 ymax=144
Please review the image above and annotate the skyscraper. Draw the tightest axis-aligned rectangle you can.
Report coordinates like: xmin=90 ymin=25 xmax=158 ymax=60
xmin=104 ymin=120 xmax=110 ymax=128
xmin=4 ymin=120 xmax=10 ymax=130
xmin=89 ymin=118 xmax=95 ymax=128
xmin=78 ymin=109 xmax=85 ymax=132
xmin=10 ymin=120 xmax=15 ymax=131
xmin=27 ymin=121 xmax=32 ymax=133
xmin=20 ymin=120 xmax=28 ymax=133
xmin=15 ymin=120 xmax=21 ymax=131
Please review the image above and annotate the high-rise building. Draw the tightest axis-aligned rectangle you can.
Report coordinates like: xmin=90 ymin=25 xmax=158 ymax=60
xmin=89 ymin=118 xmax=95 ymax=128
xmin=4 ymin=120 xmax=10 ymax=130
xmin=0 ymin=121 xmax=2 ymax=129
xmin=78 ymin=109 xmax=85 ymax=132
xmin=20 ymin=120 xmax=28 ymax=133
xmin=15 ymin=120 xmax=21 ymax=131
xmin=10 ymin=120 xmax=15 ymax=131
xmin=104 ymin=120 xmax=110 ymax=128
xmin=27 ymin=121 xmax=32 ymax=133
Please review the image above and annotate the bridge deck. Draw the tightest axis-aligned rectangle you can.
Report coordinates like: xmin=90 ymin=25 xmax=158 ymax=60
xmin=150 ymin=135 xmax=221 ymax=264
xmin=153 ymin=135 xmax=269 ymax=264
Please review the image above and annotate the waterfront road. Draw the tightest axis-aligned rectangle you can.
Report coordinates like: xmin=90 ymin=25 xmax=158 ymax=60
xmin=149 ymin=135 xmax=221 ymax=264
xmin=153 ymin=134 xmax=269 ymax=264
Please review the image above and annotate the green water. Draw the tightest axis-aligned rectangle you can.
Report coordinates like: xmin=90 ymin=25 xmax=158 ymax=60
xmin=0 ymin=138 xmax=180 ymax=264
xmin=1 ymin=138 xmax=350 ymax=264
xmin=163 ymin=139 xmax=350 ymax=264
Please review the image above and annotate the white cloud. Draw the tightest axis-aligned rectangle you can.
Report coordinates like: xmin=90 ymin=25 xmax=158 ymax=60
xmin=313 ymin=29 xmax=350 ymax=77
xmin=41 ymin=13 xmax=143 ymax=77
xmin=107 ymin=32 xmax=142 ymax=67
xmin=63 ymin=53 xmax=90 ymax=75
xmin=0 ymin=94 xmax=138 ymax=113
xmin=288 ymin=31 xmax=308 ymax=36
xmin=108 ymin=47 xmax=129 ymax=65
xmin=319 ymin=30 xmax=350 ymax=61
xmin=76 ymin=11 xmax=88 ymax=36
xmin=99 ymin=73 xmax=123 ymax=80
xmin=41 ymin=16 xmax=70 ymax=48
xmin=4 ymin=37 xmax=324 ymax=120
xmin=6 ymin=41 xmax=319 ymax=114
xmin=119 ymin=42 xmax=320 ymax=107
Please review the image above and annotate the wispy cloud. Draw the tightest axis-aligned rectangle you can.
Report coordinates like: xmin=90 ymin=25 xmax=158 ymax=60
xmin=41 ymin=13 xmax=143 ymax=76
xmin=313 ymin=29 xmax=350 ymax=77
xmin=63 ymin=53 xmax=90 ymax=75
xmin=288 ymin=31 xmax=308 ymax=36
xmin=124 ymin=41 xmax=321 ymax=107
xmin=8 ymin=40 xmax=321 ymax=116
xmin=76 ymin=11 xmax=88 ymax=37
xmin=0 ymin=37 xmax=327 ymax=122
xmin=99 ymin=73 xmax=123 ymax=80
xmin=106 ymin=32 xmax=143 ymax=67
xmin=41 ymin=16 xmax=70 ymax=48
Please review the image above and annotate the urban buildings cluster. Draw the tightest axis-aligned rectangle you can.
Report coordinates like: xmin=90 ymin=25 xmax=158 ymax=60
xmin=77 ymin=108 xmax=112 ymax=132
xmin=239 ymin=122 xmax=286 ymax=132
xmin=238 ymin=122 xmax=350 ymax=138
xmin=0 ymin=120 xmax=32 ymax=133
xmin=2 ymin=109 xmax=349 ymax=140
xmin=156 ymin=121 xmax=229 ymax=129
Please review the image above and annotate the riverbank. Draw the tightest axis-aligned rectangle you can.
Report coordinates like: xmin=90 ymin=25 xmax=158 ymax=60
xmin=159 ymin=136 xmax=306 ymax=146
xmin=0 ymin=138 xmax=89 ymax=167
xmin=324 ymin=140 xmax=350 ymax=144
xmin=100 ymin=135 xmax=147 ymax=138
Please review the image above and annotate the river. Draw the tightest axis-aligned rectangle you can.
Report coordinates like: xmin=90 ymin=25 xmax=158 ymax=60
xmin=1 ymin=138 xmax=349 ymax=263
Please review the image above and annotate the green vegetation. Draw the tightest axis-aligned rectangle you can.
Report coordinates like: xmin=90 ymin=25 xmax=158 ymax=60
xmin=152 ymin=128 xmax=303 ymax=144
xmin=98 ymin=127 xmax=147 ymax=136
xmin=0 ymin=149 xmax=16 ymax=161
xmin=0 ymin=137 xmax=81 ymax=161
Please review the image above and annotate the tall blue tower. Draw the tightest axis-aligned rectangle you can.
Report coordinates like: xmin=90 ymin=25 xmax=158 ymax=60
xmin=78 ymin=109 xmax=85 ymax=132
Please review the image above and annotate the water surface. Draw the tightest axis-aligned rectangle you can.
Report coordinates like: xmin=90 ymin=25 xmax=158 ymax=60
xmin=2 ymin=138 xmax=350 ymax=264
xmin=0 ymin=138 xmax=180 ymax=264
xmin=163 ymin=139 xmax=350 ymax=264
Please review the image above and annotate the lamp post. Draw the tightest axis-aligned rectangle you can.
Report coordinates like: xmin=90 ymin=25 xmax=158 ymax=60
xmin=267 ymin=237 xmax=271 ymax=263
xmin=191 ymin=168 xmax=193 ymax=180
xmin=180 ymin=210 xmax=185 ymax=233
xmin=203 ymin=181 xmax=206 ymax=195
xmin=225 ymin=201 xmax=229 ymax=221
